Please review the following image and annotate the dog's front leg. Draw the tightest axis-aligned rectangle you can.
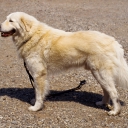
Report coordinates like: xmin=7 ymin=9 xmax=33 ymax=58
xmin=25 ymin=56 xmax=49 ymax=112
xmin=28 ymin=73 xmax=49 ymax=111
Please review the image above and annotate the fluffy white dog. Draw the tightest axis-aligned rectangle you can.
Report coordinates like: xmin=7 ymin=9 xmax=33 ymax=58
xmin=0 ymin=12 xmax=128 ymax=115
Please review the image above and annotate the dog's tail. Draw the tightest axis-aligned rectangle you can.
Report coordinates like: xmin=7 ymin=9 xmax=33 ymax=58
xmin=113 ymin=41 xmax=128 ymax=88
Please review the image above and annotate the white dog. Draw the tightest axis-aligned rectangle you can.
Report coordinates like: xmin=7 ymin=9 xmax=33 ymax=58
xmin=0 ymin=12 xmax=128 ymax=115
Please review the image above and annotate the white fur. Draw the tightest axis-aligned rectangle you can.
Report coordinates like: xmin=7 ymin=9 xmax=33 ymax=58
xmin=0 ymin=12 xmax=128 ymax=115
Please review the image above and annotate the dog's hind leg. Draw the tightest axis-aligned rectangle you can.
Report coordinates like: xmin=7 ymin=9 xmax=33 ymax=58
xmin=91 ymin=69 xmax=121 ymax=115
xmin=96 ymin=88 xmax=110 ymax=106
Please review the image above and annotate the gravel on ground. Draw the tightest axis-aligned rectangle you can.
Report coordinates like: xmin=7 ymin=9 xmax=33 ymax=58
xmin=0 ymin=0 xmax=128 ymax=127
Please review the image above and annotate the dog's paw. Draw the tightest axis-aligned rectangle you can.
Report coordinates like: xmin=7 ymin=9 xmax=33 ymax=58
xmin=28 ymin=105 xmax=43 ymax=112
xmin=28 ymin=106 xmax=39 ymax=111
xmin=28 ymin=102 xmax=43 ymax=112
xmin=108 ymin=110 xmax=120 ymax=116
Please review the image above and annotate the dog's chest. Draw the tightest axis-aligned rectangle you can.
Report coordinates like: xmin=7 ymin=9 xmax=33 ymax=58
xmin=25 ymin=53 xmax=46 ymax=77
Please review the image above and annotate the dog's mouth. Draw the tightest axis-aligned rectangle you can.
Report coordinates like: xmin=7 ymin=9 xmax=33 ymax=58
xmin=1 ymin=29 xmax=16 ymax=37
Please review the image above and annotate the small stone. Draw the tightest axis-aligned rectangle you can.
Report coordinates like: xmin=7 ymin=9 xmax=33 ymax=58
xmin=1 ymin=97 xmax=6 ymax=100
xmin=0 ymin=115 xmax=3 ymax=119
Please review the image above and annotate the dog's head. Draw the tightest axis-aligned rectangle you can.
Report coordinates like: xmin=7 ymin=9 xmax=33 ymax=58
xmin=0 ymin=12 xmax=38 ymax=37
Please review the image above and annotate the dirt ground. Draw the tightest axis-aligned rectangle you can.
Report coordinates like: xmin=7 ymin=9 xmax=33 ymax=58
xmin=0 ymin=0 xmax=128 ymax=127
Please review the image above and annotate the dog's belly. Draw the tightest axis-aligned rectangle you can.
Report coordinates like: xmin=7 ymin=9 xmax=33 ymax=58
xmin=46 ymin=54 xmax=87 ymax=74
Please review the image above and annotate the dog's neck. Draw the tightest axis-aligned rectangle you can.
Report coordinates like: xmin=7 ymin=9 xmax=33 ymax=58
xmin=12 ymin=23 xmax=50 ymax=58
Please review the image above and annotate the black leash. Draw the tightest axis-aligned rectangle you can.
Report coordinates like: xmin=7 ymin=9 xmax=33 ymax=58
xmin=24 ymin=61 xmax=35 ymax=88
xmin=24 ymin=61 xmax=86 ymax=97
xmin=48 ymin=80 xmax=86 ymax=98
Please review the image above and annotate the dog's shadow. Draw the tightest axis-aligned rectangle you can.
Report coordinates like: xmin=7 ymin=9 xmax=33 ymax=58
xmin=0 ymin=87 xmax=104 ymax=110
xmin=0 ymin=87 xmax=125 ymax=110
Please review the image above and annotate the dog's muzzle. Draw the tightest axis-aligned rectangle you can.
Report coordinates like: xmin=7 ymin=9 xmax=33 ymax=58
xmin=0 ymin=29 xmax=16 ymax=37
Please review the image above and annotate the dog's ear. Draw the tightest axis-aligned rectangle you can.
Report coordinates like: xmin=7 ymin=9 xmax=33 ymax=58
xmin=21 ymin=17 xmax=32 ymax=32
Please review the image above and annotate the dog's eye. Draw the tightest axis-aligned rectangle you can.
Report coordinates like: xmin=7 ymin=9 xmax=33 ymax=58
xmin=9 ymin=19 xmax=13 ymax=22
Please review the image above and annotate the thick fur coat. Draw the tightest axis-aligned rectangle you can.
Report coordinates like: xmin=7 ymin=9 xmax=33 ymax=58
xmin=0 ymin=12 xmax=128 ymax=115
